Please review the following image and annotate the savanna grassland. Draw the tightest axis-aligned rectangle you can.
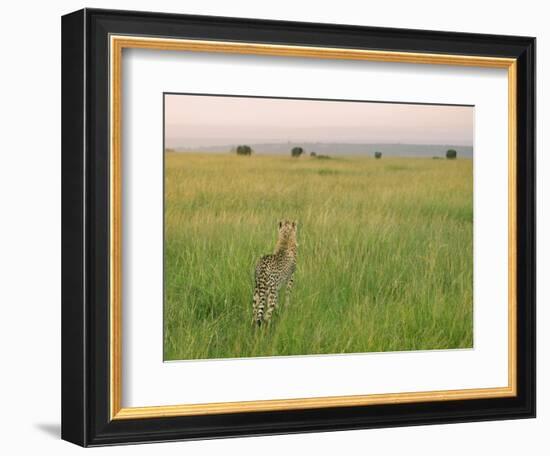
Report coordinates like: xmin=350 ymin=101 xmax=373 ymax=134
xmin=164 ymin=153 xmax=473 ymax=361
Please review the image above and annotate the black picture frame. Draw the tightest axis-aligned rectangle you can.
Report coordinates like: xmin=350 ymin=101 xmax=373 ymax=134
xmin=62 ymin=7 xmax=536 ymax=447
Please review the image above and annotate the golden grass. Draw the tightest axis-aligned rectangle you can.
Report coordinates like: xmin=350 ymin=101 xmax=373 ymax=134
xmin=164 ymin=153 xmax=473 ymax=360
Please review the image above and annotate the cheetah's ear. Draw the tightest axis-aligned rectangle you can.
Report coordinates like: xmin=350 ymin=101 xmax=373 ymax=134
xmin=278 ymin=220 xmax=283 ymax=229
xmin=292 ymin=220 xmax=298 ymax=228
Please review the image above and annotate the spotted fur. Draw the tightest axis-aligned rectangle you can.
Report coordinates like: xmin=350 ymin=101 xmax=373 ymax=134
xmin=252 ymin=220 xmax=298 ymax=326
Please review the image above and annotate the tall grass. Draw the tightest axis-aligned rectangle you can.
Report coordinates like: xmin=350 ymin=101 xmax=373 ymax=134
xmin=164 ymin=153 xmax=473 ymax=360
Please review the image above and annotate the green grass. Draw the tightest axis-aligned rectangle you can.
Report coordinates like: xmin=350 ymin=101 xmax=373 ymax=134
xmin=164 ymin=153 xmax=473 ymax=360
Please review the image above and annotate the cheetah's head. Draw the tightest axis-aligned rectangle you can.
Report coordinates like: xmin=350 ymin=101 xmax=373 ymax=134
xmin=278 ymin=219 xmax=298 ymax=243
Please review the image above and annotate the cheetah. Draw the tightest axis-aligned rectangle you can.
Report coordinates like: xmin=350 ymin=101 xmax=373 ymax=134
xmin=252 ymin=220 xmax=298 ymax=326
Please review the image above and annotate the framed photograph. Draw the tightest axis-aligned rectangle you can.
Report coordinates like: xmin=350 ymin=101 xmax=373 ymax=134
xmin=61 ymin=8 xmax=536 ymax=447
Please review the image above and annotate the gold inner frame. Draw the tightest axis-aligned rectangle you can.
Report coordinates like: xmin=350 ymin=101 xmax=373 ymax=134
xmin=109 ymin=35 xmax=518 ymax=420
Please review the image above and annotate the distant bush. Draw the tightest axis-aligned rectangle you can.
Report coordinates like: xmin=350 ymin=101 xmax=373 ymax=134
xmin=165 ymin=148 xmax=176 ymax=153
xmin=236 ymin=145 xmax=253 ymax=156
xmin=432 ymin=156 xmax=442 ymax=160
xmin=310 ymin=151 xmax=317 ymax=157
xmin=446 ymin=149 xmax=457 ymax=159
xmin=291 ymin=146 xmax=304 ymax=157
xmin=374 ymin=151 xmax=382 ymax=159
xmin=316 ymin=154 xmax=331 ymax=160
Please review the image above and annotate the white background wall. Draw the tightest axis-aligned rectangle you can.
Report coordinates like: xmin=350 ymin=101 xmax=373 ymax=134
xmin=0 ymin=0 xmax=545 ymax=454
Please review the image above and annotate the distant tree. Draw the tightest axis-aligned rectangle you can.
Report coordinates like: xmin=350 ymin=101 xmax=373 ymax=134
xmin=291 ymin=146 xmax=304 ymax=157
xmin=236 ymin=145 xmax=253 ymax=156
xmin=310 ymin=151 xmax=317 ymax=157
xmin=446 ymin=149 xmax=457 ymax=159
xmin=374 ymin=151 xmax=382 ymax=159
xmin=316 ymin=154 xmax=331 ymax=160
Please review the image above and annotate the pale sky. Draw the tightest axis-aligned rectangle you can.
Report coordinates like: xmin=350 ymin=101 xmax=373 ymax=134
xmin=165 ymin=94 xmax=473 ymax=148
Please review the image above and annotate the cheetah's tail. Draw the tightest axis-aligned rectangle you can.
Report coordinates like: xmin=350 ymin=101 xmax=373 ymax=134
xmin=252 ymin=287 xmax=264 ymax=326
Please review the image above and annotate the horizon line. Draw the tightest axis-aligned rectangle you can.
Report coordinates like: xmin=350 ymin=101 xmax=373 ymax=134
xmin=168 ymin=141 xmax=474 ymax=148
